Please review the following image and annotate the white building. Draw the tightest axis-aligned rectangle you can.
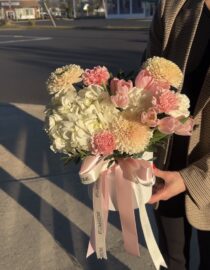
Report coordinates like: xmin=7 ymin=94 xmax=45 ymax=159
xmin=104 ymin=0 xmax=157 ymax=19
xmin=0 ymin=0 xmax=40 ymax=20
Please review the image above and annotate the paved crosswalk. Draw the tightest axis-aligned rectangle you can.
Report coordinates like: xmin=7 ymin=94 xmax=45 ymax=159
xmin=0 ymin=35 xmax=52 ymax=44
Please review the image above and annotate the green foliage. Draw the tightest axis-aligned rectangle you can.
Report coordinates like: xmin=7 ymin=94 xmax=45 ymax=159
xmin=104 ymin=150 xmax=143 ymax=162
xmin=28 ymin=20 xmax=36 ymax=27
xmin=145 ymin=130 xmax=169 ymax=152
xmin=61 ymin=149 xmax=91 ymax=165
xmin=179 ymin=116 xmax=190 ymax=124
xmin=116 ymin=70 xmax=138 ymax=81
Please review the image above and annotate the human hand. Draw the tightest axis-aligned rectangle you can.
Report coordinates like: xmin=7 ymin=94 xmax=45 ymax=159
xmin=148 ymin=168 xmax=186 ymax=204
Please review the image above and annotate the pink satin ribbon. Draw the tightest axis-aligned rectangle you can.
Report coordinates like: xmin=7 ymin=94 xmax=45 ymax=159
xmin=114 ymin=164 xmax=140 ymax=256
xmin=80 ymin=156 xmax=154 ymax=259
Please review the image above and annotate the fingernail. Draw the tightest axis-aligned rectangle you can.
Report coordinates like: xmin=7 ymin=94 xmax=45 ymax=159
xmin=152 ymin=163 xmax=157 ymax=170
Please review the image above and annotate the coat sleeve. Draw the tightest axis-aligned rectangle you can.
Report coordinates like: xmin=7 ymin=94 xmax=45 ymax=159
xmin=179 ymin=153 xmax=210 ymax=209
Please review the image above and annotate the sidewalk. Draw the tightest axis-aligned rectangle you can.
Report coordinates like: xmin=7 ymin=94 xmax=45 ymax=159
xmin=0 ymin=18 xmax=152 ymax=31
xmin=0 ymin=102 xmax=200 ymax=270
xmin=0 ymin=102 xmax=156 ymax=270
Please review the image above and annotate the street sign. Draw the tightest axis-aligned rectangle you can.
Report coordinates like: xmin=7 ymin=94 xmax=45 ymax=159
xmin=1 ymin=2 xmax=20 ymax=6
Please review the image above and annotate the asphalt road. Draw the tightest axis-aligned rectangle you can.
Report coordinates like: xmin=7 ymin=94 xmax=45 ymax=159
xmin=0 ymin=28 xmax=148 ymax=105
xmin=0 ymin=28 xmax=199 ymax=270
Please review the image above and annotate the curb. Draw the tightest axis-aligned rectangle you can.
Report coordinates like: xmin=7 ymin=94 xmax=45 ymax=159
xmin=0 ymin=25 xmax=150 ymax=31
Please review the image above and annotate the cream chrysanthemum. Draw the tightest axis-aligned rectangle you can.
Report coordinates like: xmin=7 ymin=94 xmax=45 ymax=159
xmin=143 ymin=57 xmax=183 ymax=89
xmin=111 ymin=115 xmax=153 ymax=154
xmin=47 ymin=64 xmax=84 ymax=94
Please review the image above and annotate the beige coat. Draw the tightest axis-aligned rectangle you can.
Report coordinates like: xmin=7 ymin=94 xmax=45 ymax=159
xmin=145 ymin=0 xmax=210 ymax=230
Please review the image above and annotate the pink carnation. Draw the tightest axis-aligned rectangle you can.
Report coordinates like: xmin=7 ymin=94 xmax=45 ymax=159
xmin=110 ymin=78 xmax=133 ymax=95
xmin=153 ymin=90 xmax=178 ymax=113
xmin=82 ymin=66 xmax=110 ymax=86
xmin=91 ymin=131 xmax=116 ymax=155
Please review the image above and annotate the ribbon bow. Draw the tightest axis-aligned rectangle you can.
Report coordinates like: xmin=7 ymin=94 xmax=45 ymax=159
xmin=79 ymin=155 xmax=167 ymax=270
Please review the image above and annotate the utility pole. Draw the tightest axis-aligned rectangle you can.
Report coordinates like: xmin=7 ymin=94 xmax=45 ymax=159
xmin=42 ymin=0 xmax=57 ymax=27
xmin=7 ymin=0 xmax=12 ymax=20
xmin=72 ymin=0 xmax=77 ymax=19
xmin=102 ymin=0 xmax=107 ymax=18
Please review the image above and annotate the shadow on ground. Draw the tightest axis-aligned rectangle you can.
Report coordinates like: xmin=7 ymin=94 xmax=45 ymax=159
xmin=0 ymin=103 xmax=159 ymax=269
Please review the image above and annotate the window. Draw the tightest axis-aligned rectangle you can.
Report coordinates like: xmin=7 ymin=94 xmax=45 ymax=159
xmin=107 ymin=0 xmax=118 ymax=14
xmin=119 ymin=0 xmax=130 ymax=14
xmin=25 ymin=8 xmax=34 ymax=16
xmin=132 ymin=0 xmax=143 ymax=13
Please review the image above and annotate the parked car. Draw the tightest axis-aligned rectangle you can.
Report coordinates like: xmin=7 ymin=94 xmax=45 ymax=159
xmin=40 ymin=12 xmax=49 ymax=19
xmin=93 ymin=7 xmax=105 ymax=15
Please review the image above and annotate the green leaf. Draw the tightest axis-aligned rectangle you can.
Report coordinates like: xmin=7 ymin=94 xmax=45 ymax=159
xmin=145 ymin=130 xmax=169 ymax=153
xmin=107 ymin=159 xmax=115 ymax=168
xmin=179 ymin=117 xmax=189 ymax=124
xmin=149 ymin=130 xmax=168 ymax=144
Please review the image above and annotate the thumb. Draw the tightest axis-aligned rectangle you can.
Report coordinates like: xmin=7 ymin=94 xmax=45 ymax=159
xmin=148 ymin=189 xmax=166 ymax=204
xmin=153 ymin=168 xmax=166 ymax=180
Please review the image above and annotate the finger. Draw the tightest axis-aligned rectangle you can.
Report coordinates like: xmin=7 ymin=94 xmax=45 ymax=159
xmin=148 ymin=189 xmax=167 ymax=204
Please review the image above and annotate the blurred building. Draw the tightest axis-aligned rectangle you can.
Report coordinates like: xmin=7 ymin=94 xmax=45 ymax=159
xmin=0 ymin=0 xmax=40 ymax=20
xmin=40 ymin=0 xmax=68 ymax=18
xmin=104 ymin=0 xmax=157 ymax=18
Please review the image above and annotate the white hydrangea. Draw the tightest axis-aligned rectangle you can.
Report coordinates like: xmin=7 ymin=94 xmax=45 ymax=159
xmin=78 ymin=84 xmax=104 ymax=103
xmin=168 ymin=93 xmax=190 ymax=118
xmin=48 ymin=120 xmax=67 ymax=153
xmin=45 ymin=84 xmax=119 ymax=156
xmin=127 ymin=87 xmax=153 ymax=114
xmin=46 ymin=112 xmax=63 ymax=131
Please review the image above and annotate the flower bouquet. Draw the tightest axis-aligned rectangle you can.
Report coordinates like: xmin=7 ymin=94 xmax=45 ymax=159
xmin=45 ymin=57 xmax=193 ymax=270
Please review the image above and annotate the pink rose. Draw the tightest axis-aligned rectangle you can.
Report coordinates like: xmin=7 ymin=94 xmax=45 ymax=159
xmin=141 ymin=108 xmax=159 ymax=127
xmin=175 ymin=118 xmax=194 ymax=136
xmin=153 ymin=90 xmax=178 ymax=113
xmin=158 ymin=117 xmax=179 ymax=134
xmin=91 ymin=131 xmax=116 ymax=155
xmin=111 ymin=88 xmax=129 ymax=109
xmin=83 ymin=66 xmax=110 ymax=86
xmin=110 ymin=78 xmax=133 ymax=95
xmin=135 ymin=69 xmax=170 ymax=94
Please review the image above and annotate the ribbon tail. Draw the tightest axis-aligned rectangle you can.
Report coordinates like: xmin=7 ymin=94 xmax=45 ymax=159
xmin=101 ymin=171 xmax=110 ymax=236
xmin=115 ymin=166 xmax=140 ymax=256
xmin=87 ymin=173 xmax=109 ymax=259
xmin=86 ymin=218 xmax=96 ymax=258
xmin=133 ymin=183 xmax=167 ymax=270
